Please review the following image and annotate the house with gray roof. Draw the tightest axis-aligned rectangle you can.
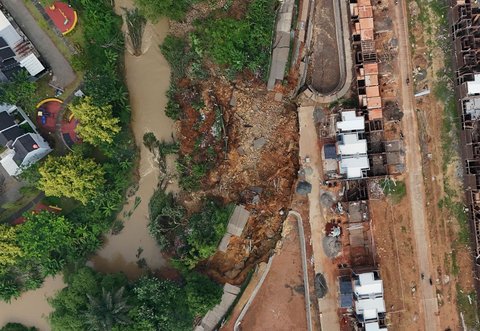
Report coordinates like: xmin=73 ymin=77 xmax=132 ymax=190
xmin=0 ymin=104 xmax=51 ymax=176
xmin=0 ymin=9 xmax=45 ymax=80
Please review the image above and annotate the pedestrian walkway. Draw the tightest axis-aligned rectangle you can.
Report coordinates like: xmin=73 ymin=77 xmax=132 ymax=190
xmin=1 ymin=0 xmax=76 ymax=87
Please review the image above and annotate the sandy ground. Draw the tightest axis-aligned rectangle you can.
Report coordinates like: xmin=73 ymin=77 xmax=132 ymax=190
xmin=233 ymin=218 xmax=308 ymax=331
xmin=298 ymin=106 xmax=340 ymax=330
xmin=368 ymin=0 xmax=475 ymax=329
xmin=371 ymin=198 xmax=425 ymax=331
xmin=392 ymin=0 xmax=441 ymax=328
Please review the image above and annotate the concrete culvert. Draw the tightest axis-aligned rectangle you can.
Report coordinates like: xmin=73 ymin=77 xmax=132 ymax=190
xmin=315 ymin=273 xmax=328 ymax=298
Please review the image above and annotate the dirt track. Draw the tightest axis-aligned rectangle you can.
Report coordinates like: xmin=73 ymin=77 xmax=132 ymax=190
xmin=237 ymin=218 xmax=308 ymax=331
xmin=393 ymin=0 xmax=441 ymax=328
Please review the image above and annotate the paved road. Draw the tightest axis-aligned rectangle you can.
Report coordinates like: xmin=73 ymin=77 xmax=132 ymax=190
xmin=289 ymin=210 xmax=313 ymax=331
xmin=394 ymin=0 xmax=441 ymax=329
xmin=298 ymin=105 xmax=340 ymax=331
xmin=1 ymin=0 xmax=76 ymax=88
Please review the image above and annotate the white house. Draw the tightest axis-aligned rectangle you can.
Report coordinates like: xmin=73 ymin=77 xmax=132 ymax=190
xmin=0 ymin=10 xmax=45 ymax=79
xmin=352 ymin=271 xmax=388 ymax=330
xmin=0 ymin=104 xmax=51 ymax=176
xmin=337 ymin=110 xmax=365 ymax=132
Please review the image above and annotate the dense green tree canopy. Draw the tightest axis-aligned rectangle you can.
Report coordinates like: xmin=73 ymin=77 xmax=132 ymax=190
xmin=0 ymin=225 xmax=22 ymax=268
xmin=196 ymin=0 xmax=277 ymax=75
xmin=49 ymin=267 xmax=130 ymax=331
xmin=38 ymin=154 xmax=105 ymax=204
xmin=16 ymin=212 xmax=75 ymax=276
xmin=184 ymin=272 xmax=222 ymax=317
xmin=49 ymin=267 xmax=223 ymax=331
xmin=130 ymin=276 xmax=192 ymax=331
xmin=0 ymin=323 xmax=38 ymax=331
xmin=0 ymin=70 xmax=36 ymax=112
xmin=135 ymin=0 xmax=194 ymax=21
xmin=70 ymin=97 xmax=121 ymax=146
xmin=182 ymin=200 xmax=233 ymax=268
xmin=83 ymin=287 xmax=131 ymax=331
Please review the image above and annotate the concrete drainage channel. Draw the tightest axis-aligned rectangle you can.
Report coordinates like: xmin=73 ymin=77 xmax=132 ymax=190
xmin=233 ymin=211 xmax=313 ymax=331
xmin=301 ymin=0 xmax=354 ymax=103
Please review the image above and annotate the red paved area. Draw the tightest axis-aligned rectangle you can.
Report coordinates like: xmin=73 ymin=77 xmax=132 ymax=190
xmin=36 ymin=99 xmax=61 ymax=133
xmin=60 ymin=115 xmax=80 ymax=147
xmin=44 ymin=2 xmax=77 ymax=35
xmin=36 ymin=99 xmax=80 ymax=147
xmin=12 ymin=203 xmax=61 ymax=225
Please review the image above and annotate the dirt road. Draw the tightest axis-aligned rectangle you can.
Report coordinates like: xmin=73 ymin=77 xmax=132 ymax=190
xmin=235 ymin=218 xmax=308 ymax=331
xmin=394 ymin=0 xmax=440 ymax=329
xmin=298 ymin=105 xmax=340 ymax=331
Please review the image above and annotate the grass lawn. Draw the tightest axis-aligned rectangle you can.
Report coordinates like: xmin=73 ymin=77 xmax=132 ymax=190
xmin=381 ymin=178 xmax=407 ymax=203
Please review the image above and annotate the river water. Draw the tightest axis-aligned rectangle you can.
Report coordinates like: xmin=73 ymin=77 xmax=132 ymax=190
xmin=0 ymin=1 xmax=173 ymax=328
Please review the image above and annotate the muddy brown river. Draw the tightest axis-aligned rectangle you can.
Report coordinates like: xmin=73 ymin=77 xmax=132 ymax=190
xmin=0 ymin=1 xmax=174 ymax=328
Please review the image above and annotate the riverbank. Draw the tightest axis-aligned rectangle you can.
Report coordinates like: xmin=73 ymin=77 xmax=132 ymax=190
xmin=91 ymin=0 xmax=176 ymax=279
xmin=0 ymin=1 xmax=175 ymax=328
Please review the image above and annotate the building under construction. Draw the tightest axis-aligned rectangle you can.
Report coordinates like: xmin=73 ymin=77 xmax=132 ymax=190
xmin=451 ymin=0 xmax=480 ymax=299
xmin=322 ymin=0 xmax=404 ymax=182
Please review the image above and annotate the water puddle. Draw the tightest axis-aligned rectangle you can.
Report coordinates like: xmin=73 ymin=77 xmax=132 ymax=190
xmin=0 ymin=276 xmax=65 ymax=330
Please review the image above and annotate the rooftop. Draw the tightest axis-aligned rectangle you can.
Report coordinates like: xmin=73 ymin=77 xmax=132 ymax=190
xmin=0 ymin=125 xmax=23 ymax=145
xmin=354 ymin=272 xmax=384 ymax=296
xmin=365 ymin=74 xmax=379 ymax=86
xmin=0 ymin=10 xmax=45 ymax=77
xmin=0 ymin=110 xmax=15 ymax=131
xmin=337 ymin=111 xmax=365 ymax=132
xmin=368 ymin=109 xmax=383 ymax=120
xmin=12 ymin=134 xmax=37 ymax=165
xmin=355 ymin=297 xmax=386 ymax=317
xmin=365 ymin=322 xmax=387 ymax=331
xmin=367 ymin=96 xmax=382 ymax=109
xmin=339 ymin=155 xmax=370 ymax=178
xmin=464 ymin=97 xmax=480 ymax=119
xmin=226 ymin=205 xmax=250 ymax=236
xmin=358 ymin=6 xmax=374 ymax=18
xmin=338 ymin=133 xmax=368 ymax=155
xmin=364 ymin=63 xmax=379 ymax=75
xmin=466 ymin=73 xmax=480 ymax=95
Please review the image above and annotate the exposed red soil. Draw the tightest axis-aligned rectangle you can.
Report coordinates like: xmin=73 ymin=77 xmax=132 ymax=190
xmin=234 ymin=217 xmax=307 ymax=331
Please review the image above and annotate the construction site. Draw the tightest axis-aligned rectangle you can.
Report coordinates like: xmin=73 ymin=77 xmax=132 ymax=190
xmin=451 ymin=0 xmax=480 ymax=303
xmin=293 ymin=0 xmax=476 ymax=328
xmin=297 ymin=0 xmax=406 ymax=328
xmin=173 ymin=0 xmax=479 ymax=329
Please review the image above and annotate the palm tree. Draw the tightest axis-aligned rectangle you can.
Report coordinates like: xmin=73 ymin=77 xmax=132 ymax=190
xmin=83 ymin=287 xmax=132 ymax=331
